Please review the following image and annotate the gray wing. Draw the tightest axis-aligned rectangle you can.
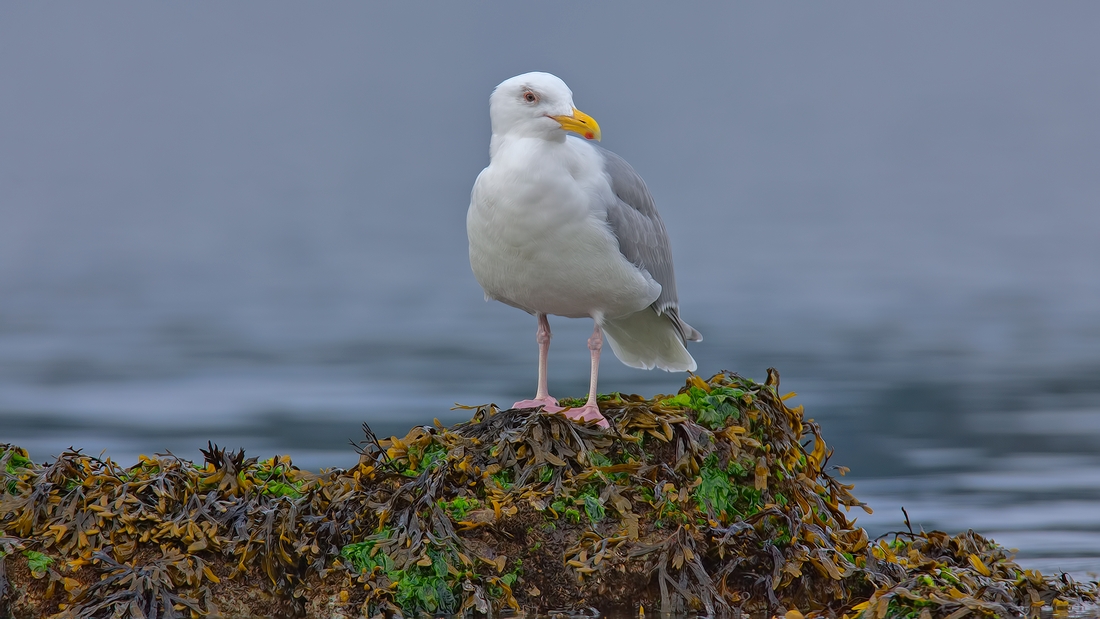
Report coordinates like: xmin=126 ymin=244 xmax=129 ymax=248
xmin=596 ymin=145 xmax=702 ymax=342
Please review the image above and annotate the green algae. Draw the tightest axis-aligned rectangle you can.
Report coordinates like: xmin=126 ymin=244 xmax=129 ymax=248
xmin=2 ymin=449 xmax=32 ymax=495
xmin=1 ymin=369 xmax=1096 ymax=618
xmin=20 ymin=551 xmax=52 ymax=578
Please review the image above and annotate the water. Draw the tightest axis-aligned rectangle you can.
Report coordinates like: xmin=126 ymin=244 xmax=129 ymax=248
xmin=2 ymin=3 xmax=1099 ymax=583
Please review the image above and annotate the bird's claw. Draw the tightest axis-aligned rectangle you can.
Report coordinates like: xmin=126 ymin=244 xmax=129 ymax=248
xmin=512 ymin=398 xmax=609 ymax=429
xmin=562 ymin=403 xmax=610 ymax=429
xmin=512 ymin=397 xmax=563 ymax=413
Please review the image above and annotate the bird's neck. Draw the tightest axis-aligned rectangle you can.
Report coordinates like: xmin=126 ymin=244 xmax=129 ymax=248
xmin=490 ymin=132 xmax=568 ymax=162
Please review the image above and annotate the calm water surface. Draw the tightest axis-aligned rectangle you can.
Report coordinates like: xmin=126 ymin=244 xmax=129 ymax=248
xmin=1 ymin=3 xmax=1098 ymax=585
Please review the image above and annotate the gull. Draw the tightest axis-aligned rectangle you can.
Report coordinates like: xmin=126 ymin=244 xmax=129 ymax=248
xmin=467 ymin=72 xmax=701 ymax=428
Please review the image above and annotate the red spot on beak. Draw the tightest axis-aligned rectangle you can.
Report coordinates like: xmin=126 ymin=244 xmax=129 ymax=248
xmin=585 ymin=132 xmax=595 ymax=140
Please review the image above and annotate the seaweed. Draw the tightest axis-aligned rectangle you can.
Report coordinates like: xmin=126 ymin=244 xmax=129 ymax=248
xmin=0 ymin=369 xmax=1096 ymax=618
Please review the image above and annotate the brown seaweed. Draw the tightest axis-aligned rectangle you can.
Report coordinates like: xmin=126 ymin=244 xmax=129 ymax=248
xmin=1 ymin=369 xmax=1096 ymax=618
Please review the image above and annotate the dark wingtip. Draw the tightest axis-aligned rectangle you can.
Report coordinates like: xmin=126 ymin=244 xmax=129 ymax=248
xmin=657 ymin=305 xmax=701 ymax=344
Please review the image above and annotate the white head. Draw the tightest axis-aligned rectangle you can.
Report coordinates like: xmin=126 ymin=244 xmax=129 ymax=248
xmin=489 ymin=72 xmax=601 ymax=142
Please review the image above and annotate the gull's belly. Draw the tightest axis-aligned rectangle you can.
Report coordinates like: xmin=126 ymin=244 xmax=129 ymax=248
xmin=468 ymin=182 xmax=660 ymax=319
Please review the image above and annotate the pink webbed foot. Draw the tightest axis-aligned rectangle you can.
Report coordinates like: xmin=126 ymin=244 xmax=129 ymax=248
xmin=562 ymin=403 xmax=610 ymax=429
xmin=511 ymin=397 xmax=564 ymax=413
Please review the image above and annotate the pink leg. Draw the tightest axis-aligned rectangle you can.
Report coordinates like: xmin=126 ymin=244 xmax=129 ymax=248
xmin=562 ymin=322 xmax=610 ymax=428
xmin=512 ymin=313 xmax=564 ymax=412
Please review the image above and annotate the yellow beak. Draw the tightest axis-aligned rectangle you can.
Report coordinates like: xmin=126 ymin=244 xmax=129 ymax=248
xmin=551 ymin=108 xmax=602 ymax=141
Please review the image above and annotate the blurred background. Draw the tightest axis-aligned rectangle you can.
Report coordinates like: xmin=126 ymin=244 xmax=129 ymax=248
xmin=2 ymin=3 xmax=1098 ymax=578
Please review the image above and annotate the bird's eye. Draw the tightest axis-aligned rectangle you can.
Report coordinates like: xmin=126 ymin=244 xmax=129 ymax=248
xmin=523 ymin=91 xmax=538 ymax=103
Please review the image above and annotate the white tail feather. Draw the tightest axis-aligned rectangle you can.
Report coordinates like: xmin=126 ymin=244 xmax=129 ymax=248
xmin=601 ymin=309 xmax=697 ymax=372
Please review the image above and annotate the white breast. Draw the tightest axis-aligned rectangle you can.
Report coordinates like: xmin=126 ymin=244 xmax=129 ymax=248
xmin=467 ymin=137 xmax=661 ymax=319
